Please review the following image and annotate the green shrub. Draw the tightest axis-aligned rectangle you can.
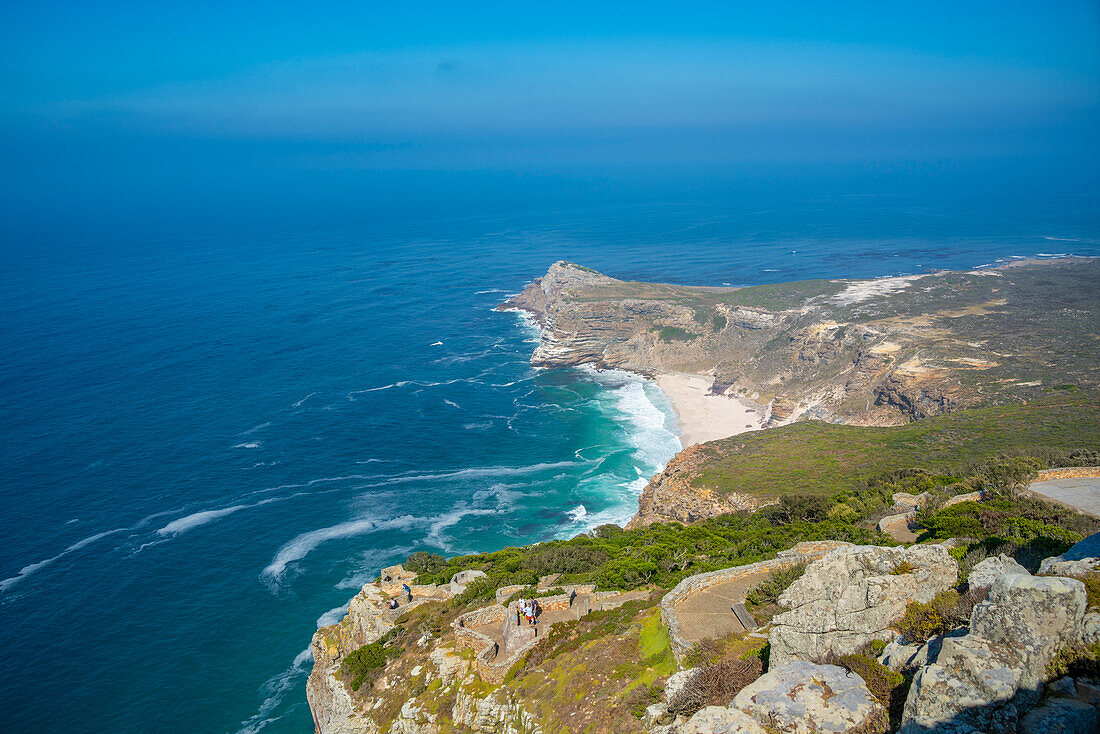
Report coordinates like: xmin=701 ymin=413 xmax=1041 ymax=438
xmin=657 ymin=326 xmax=698 ymax=342
xmin=404 ymin=551 xmax=447 ymax=574
xmin=521 ymin=542 xmax=609 ymax=575
xmin=764 ymin=494 xmax=830 ymax=524
xmin=895 ymin=588 xmax=987 ymax=643
xmin=746 ymin=564 xmax=807 ymax=609
xmin=622 ymin=683 xmax=663 ymax=719
xmin=890 ymin=561 xmax=916 ymax=575
xmin=1047 ymin=641 xmax=1100 ymax=679
xmin=342 ymin=641 xmax=390 ymax=691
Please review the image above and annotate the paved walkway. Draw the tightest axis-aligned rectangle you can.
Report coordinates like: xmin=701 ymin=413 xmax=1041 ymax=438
xmin=1029 ymin=478 xmax=1100 ymax=518
xmin=671 ymin=571 xmax=772 ymax=645
xmin=881 ymin=515 xmax=919 ymax=543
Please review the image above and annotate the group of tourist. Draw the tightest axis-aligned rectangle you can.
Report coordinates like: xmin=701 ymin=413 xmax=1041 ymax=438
xmin=387 ymin=583 xmax=413 ymax=610
xmin=519 ymin=597 xmax=541 ymax=626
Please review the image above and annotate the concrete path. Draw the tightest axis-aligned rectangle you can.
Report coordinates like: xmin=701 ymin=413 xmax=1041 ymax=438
xmin=1029 ymin=478 xmax=1100 ymax=518
xmin=881 ymin=515 xmax=919 ymax=543
xmin=671 ymin=571 xmax=772 ymax=645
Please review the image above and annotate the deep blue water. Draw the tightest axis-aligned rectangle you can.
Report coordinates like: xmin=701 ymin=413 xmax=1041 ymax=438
xmin=1 ymin=185 xmax=1098 ymax=732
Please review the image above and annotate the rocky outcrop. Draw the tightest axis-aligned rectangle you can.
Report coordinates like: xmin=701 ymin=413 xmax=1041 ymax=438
xmin=900 ymin=573 xmax=1088 ymax=733
xmin=1019 ymin=697 xmax=1097 ymax=734
xmin=1040 ymin=531 xmax=1100 ymax=577
xmin=452 ymin=688 xmax=542 ymax=734
xmin=671 ymin=663 xmax=882 ymax=734
xmin=629 ymin=445 xmax=765 ymax=528
xmin=967 ymin=554 xmax=1028 ymax=590
xmin=502 ymin=259 xmax=1100 ymax=430
xmin=733 ymin=662 xmax=883 ymax=734
xmin=768 ymin=545 xmax=957 ymax=666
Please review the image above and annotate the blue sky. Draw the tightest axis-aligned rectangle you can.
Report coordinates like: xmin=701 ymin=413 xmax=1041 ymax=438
xmin=1 ymin=1 xmax=1098 ymax=218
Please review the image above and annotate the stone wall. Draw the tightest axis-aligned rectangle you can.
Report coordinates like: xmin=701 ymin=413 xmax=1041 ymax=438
xmin=660 ymin=540 xmax=852 ymax=664
xmin=1038 ymin=466 xmax=1100 ymax=481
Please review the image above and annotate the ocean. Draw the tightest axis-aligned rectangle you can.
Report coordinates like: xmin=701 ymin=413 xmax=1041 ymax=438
xmin=1 ymin=182 xmax=1098 ymax=732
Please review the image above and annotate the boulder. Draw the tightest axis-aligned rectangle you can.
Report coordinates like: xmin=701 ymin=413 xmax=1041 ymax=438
xmin=448 ymin=569 xmax=488 ymax=595
xmin=967 ymin=554 xmax=1028 ymax=590
xmin=879 ymin=634 xmax=945 ymax=672
xmin=644 ymin=702 xmax=674 ymax=727
xmin=969 ymin=574 xmax=1087 ymax=678
xmin=1019 ymin=697 xmax=1097 ymax=734
xmin=732 ymin=662 xmax=882 ymax=734
xmin=674 ymin=706 xmax=766 ymax=734
xmin=665 ymin=668 xmax=702 ymax=705
xmin=900 ymin=573 xmax=1088 ymax=733
xmin=1040 ymin=532 xmax=1100 ymax=576
xmin=769 ymin=544 xmax=957 ymax=665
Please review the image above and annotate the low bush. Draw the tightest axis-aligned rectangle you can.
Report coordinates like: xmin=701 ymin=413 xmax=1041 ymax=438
xmin=1047 ymin=641 xmax=1100 ymax=679
xmin=404 ymin=551 xmax=447 ymax=575
xmin=745 ymin=563 xmax=806 ymax=609
xmin=341 ymin=636 xmax=399 ymax=691
xmin=666 ymin=658 xmax=762 ymax=717
xmin=825 ymin=650 xmax=907 ymax=730
xmin=895 ymin=588 xmax=988 ymax=643
xmin=622 ymin=683 xmax=663 ymax=719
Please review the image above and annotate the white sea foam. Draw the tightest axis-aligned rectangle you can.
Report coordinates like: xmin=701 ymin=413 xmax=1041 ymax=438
xmin=241 ymin=421 xmax=272 ymax=435
xmin=1036 ymin=252 xmax=1069 ymax=256
xmin=444 ymin=399 xmax=462 ymax=409
xmin=291 ymin=392 xmax=318 ymax=408
xmin=568 ymin=505 xmax=587 ymax=521
xmin=0 ymin=528 xmax=125 ymax=593
xmin=234 ymin=442 xmax=262 ymax=449
xmin=431 ymin=341 xmax=443 ymax=346
xmin=382 ymin=460 xmax=586 ymax=485
xmin=262 ymin=515 xmax=421 ymax=582
xmin=474 ymin=288 xmax=505 ymax=294
xmin=317 ymin=603 xmax=350 ymax=627
xmin=233 ymin=646 xmax=313 ymax=734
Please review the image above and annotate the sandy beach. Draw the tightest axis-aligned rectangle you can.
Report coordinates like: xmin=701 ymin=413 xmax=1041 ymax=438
xmin=655 ymin=373 xmax=764 ymax=448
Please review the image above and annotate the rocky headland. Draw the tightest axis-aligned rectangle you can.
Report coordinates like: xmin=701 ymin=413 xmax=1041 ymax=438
xmin=306 ymin=259 xmax=1100 ymax=733
xmin=499 ymin=259 xmax=1100 ymax=527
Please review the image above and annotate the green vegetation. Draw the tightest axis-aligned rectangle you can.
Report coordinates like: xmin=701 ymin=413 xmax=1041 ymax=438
xmin=413 ymin=504 xmax=888 ymax=605
xmin=656 ymin=325 xmax=697 ymax=342
xmin=341 ymin=630 xmax=403 ymax=691
xmin=1047 ymin=641 xmax=1100 ymax=679
xmin=827 ymin=651 xmax=908 ymax=730
xmin=745 ymin=564 xmax=807 ymax=610
xmin=691 ymin=398 xmax=1100 ymax=499
xmin=404 ymin=550 xmax=447 ymax=574
xmin=895 ymin=589 xmax=988 ymax=643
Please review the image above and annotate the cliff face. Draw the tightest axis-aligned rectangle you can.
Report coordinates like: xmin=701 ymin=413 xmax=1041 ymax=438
xmin=502 ymin=259 xmax=1100 ymax=528
xmin=500 ymin=259 xmax=1100 ymax=429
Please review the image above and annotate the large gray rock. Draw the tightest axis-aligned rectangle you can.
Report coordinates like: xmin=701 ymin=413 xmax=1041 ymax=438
xmin=970 ymin=573 xmax=1087 ymax=678
xmin=900 ymin=573 xmax=1088 ymax=733
xmin=880 ymin=634 xmax=946 ymax=672
xmin=769 ymin=544 xmax=957 ymax=665
xmin=1040 ymin=531 xmax=1100 ymax=576
xmin=967 ymin=554 xmax=1028 ymax=590
xmin=448 ymin=569 xmax=488 ymax=595
xmin=732 ymin=662 xmax=882 ymax=734
xmin=1019 ymin=697 xmax=1097 ymax=734
xmin=674 ymin=707 xmax=766 ymax=734
xmin=665 ymin=667 xmax=702 ymax=706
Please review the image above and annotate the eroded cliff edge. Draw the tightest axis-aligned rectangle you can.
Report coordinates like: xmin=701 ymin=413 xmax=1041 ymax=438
xmin=499 ymin=259 xmax=1100 ymax=526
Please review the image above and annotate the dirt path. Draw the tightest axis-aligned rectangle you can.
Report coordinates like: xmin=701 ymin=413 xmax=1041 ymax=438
xmin=671 ymin=571 xmax=772 ymax=645
xmin=881 ymin=515 xmax=919 ymax=543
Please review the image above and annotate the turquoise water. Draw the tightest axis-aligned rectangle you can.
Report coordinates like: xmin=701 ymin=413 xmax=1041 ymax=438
xmin=1 ymin=189 xmax=1098 ymax=732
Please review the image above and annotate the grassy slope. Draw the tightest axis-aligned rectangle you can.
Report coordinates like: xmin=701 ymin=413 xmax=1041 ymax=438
xmin=692 ymin=397 xmax=1100 ymax=499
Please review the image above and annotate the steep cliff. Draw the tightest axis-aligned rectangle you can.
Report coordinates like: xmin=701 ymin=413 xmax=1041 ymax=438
xmin=500 ymin=258 xmax=1100 ymax=428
